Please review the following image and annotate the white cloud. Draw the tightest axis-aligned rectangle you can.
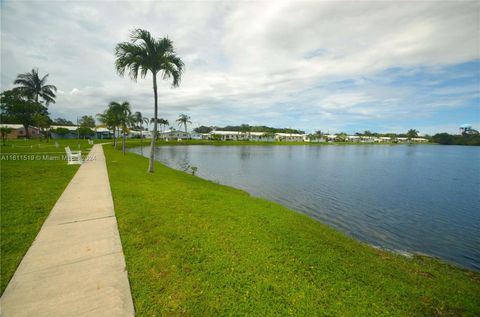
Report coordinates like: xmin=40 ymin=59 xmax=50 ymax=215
xmin=1 ymin=0 xmax=478 ymax=133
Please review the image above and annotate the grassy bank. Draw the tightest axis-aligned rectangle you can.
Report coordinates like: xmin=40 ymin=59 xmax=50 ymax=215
xmin=104 ymin=145 xmax=479 ymax=316
xmin=0 ymin=139 xmax=94 ymax=294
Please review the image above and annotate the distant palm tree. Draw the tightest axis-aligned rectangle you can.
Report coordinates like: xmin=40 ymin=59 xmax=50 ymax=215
xmin=113 ymin=102 xmax=132 ymax=155
xmin=176 ymin=114 xmax=191 ymax=133
xmin=406 ymin=129 xmax=419 ymax=139
xmin=115 ymin=29 xmax=184 ymax=173
xmin=133 ymin=111 xmax=149 ymax=143
xmin=97 ymin=109 xmax=117 ymax=146
xmin=97 ymin=102 xmax=126 ymax=148
xmin=150 ymin=118 xmax=169 ymax=140
xmin=14 ymin=68 xmax=57 ymax=104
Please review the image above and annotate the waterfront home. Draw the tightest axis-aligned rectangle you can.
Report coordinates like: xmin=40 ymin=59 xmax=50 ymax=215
xmin=209 ymin=131 xmax=247 ymax=141
xmin=250 ymin=132 xmax=276 ymax=142
xmin=305 ymin=136 xmax=325 ymax=143
xmin=275 ymin=133 xmax=305 ymax=142
xmin=346 ymin=135 xmax=360 ymax=142
xmin=397 ymin=137 xmax=408 ymax=143
xmin=325 ymin=134 xmax=338 ymax=142
xmin=360 ymin=136 xmax=376 ymax=142
xmin=411 ymin=137 xmax=429 ymax=143
xmin=379 ymin=137 xmax=391 ymax=142
xmin=0 ymin=124 xmax=41 ymax=139
xmin=190 ymin=132 xmax=209 ymax=140
xmin=159 ymin=130 xmax=190 ymax=140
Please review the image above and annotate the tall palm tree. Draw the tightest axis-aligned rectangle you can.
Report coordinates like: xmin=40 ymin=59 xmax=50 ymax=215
xmin=176 ymin=114 xmax=191 ymax=133
xmin=115 ymin=28 xmax=184 ymax=173
xmin=14 ymin=68 xmax=57 ymax=104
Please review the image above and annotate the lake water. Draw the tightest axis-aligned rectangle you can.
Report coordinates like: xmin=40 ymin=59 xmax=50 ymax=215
xmin=130 ymin=145 xmax=480 ymax=271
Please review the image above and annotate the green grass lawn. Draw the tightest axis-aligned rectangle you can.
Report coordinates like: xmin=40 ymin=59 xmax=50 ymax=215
xmin=0 ymin=139 xmax=94 ymax=294
xmin=104 ymin=145 xmax=480 ymax=316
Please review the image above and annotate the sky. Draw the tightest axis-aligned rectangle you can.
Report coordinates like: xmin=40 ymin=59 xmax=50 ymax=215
xmin=1 ymin=0 xmax=479 ymax=135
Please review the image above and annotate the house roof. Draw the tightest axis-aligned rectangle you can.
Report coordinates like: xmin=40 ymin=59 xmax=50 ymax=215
xmin=275 ymin=133 xmax=305 ymax=137
xmin=1 ymin=124 xmax=24 ymax=129
xmin=51 ymin=125 xmax=79 ymax=131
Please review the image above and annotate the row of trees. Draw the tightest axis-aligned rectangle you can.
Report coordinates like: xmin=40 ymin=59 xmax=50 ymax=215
xmin=306 ymin=129 xmax=422 ymax=141
xmin=431 ymin=133 xmax=480 ymax=146
xmin=193 ymin=124 xmax=305 ymax=135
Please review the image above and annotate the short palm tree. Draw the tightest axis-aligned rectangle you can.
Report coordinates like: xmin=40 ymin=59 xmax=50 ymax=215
xmin=150 ymin=118 xmax=169 ymax=140
xmin=133 ymin=111 xmax=149 ymax=143
xmin=115 ymin=28 xmax=184 ymax=173
xmin=406 ymin=129 xmax=419 ymax=139
xmin=113 ymin=101 xmax=132 ymax=155
xmin=14 ymin=68 xmax=57 ymax=104
xmin=176 ymin=114 xmax=191 ymax=133
xmin=97 ymin=101 xmax=125 ymax=148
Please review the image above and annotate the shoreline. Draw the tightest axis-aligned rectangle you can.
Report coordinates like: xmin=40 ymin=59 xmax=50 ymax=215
xmin=105 ymin=144 xmax=480 ymax=315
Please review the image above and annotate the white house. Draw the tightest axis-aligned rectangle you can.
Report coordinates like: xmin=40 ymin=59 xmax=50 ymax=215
xmin=159 ymin=130 xmax=190 ymax=140
xmin=346 ymin=135 xmax=360 ymax=142
xmin=249 ymin=132 xmax=275 ymax=142
xmin=397 ymin=137 xmax=409 ymax=143
xmin=275 ymin=133 xmax=305 ymax=142
xmin=411 ymin=137 xmax=429 ymax=143
xmin=190 ymin=132 xmax=209 ymax=140
xmin=360 ymin=136 xmax=376 ymax=142
xmin=325 ymin=134 xmax=338 ymax=142
xmin=209 ymin=131 xmax=247 ymax=141
xmin=379 ymin=137 xmax=391 ymax=142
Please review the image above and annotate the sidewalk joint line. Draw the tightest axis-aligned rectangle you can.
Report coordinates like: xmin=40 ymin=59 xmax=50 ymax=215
xmin=57 ymin=215 xmax=114 ymax=225
xmin=19 ymin=251 xmax=123 ymax=276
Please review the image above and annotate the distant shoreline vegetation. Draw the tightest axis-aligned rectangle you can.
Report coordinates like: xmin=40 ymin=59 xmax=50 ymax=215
xmin=431 ymin=133 xmax=480 ymax=146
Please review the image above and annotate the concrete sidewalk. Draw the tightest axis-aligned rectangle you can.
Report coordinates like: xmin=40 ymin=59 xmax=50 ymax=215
xmin=1 ymin=145 xmax=134 ymax=317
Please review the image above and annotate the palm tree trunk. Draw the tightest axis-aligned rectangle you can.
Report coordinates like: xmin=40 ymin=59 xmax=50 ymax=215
xmin=114 ymin=127 xmax=118 ymax=149
xmin=122 ymin=131 xmax=126 ymax=155
xmin=148 ymin=73 xmax=158 ymax=173
xmin=23 ymin=124 xmax=30 ymax=139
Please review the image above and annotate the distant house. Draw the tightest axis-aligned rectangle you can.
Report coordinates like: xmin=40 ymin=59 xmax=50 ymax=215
xmin=275 ymin=133 xmax=305 ymax=142
xmin=94 ymin=127 xmax=113 ymax=139
xmin=50 ymin=125 xmax=78 ymax=139
xmin=0 ymin=124 xmax=41 ymax=139
xmin=346 ymin=135 xmax=360 ymax=142
xmin=190 ymin=132 xmax=209 ymax=140
xmin=208 ymin=131 xmax=246 ymax=141
xmin=379 ymin=137 xmax=391 ymax=142
xmin=250 ymin=132 xmax=275 ymax=142
xmin=360 ymin=136 xmax=376 ymax=143
xmin=159 ymin=130 xmax=190 ymax=140
xmin=305 ymin=136 xmax=325 ymax=143
xmin=397 ymin=137 xmax=408 ymax=143
xmin=325 ymin=134 xmax=338 ymax=142
xmin=411 ymin=137 xmax=429 ymax=143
